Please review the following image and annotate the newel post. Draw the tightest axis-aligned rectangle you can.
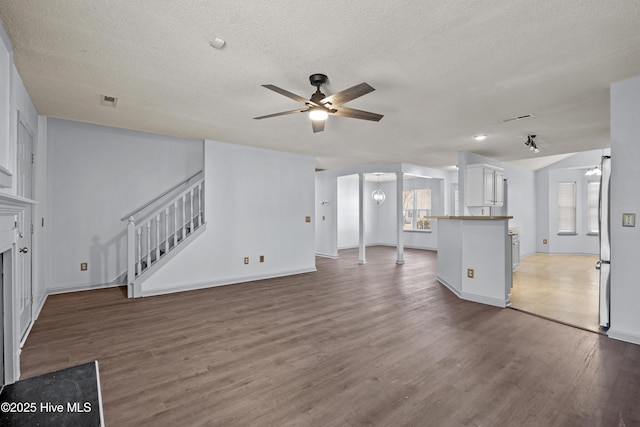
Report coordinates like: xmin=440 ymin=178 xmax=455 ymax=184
xmin=127 ymin=216 xmax=137 ymax=298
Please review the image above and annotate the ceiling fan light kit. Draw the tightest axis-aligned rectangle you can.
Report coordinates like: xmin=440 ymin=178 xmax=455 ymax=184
xmin=309 ymin=107 xmax=328 ymax=121
xmin=254 ymin=73 xmax=383 ymax=133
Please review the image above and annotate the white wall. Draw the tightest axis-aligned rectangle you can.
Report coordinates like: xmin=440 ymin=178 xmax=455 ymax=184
xmin=376 ymin=180 xmax=398 ymax=245
xmin=337 ymin=175 xmax=359 ymax=249
xmin=142 ymin=140 xmax=316 ymax=295
xmin=458 ymin=151 xmax=536 ymax=257
xmin=534 ymin=149 xmax=607 ymax=255
xmin=609 ymin=74 xmax=640 ymax=345
xmin=315 ymin=171 xmax=337 ymax=257
xmin=46 ymin=119 xmax=203 ymax=292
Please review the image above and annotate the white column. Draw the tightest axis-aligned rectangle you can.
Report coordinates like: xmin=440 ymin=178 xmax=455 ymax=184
xmin=358 ymin=172 xmax=366 ymax=265
xmin=396 ymin=172 xmax=405 ymax=264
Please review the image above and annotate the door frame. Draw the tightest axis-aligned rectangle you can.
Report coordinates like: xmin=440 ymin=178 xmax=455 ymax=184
xmin=16 ymin=111 xmax=35 ymax=344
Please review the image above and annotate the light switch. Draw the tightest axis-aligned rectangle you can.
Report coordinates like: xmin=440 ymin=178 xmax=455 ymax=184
xmin=623 ymin=213 xmax=636 ymax=227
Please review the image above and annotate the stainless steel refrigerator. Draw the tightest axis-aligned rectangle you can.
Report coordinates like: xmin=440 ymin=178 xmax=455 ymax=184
xmin=597 ymin=155 xmax=611 ymax=328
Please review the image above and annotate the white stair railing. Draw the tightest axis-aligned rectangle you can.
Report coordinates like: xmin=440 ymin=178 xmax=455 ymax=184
xmin=124 ymin=173 xmax=205 ymax=298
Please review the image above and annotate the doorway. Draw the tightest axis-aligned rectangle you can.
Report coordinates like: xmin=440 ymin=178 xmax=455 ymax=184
xmin=510 ymin=254 xmax=600 ymax=332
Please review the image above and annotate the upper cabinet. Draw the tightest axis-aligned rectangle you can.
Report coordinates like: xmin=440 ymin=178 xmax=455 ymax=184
xmin=466 ymin=164 xmax=504 ymax=207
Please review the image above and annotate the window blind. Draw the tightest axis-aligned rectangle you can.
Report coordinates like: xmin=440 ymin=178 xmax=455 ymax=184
xmin=558 ymin=182 xmax=576 ymax=233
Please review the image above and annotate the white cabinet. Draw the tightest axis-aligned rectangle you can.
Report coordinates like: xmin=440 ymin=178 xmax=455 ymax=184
xmin=466 ymin=164 xmax=504 ymax=207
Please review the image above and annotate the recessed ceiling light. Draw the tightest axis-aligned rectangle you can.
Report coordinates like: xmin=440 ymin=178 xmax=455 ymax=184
xmin=473 ymin=135 xmax=487 ymax=141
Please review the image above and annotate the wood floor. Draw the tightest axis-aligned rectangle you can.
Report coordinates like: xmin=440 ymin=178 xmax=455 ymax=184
xmin=510 ymin=254 xmax=600 ymax=332
xmin=21 ymin=247 xmax=640 ymax=426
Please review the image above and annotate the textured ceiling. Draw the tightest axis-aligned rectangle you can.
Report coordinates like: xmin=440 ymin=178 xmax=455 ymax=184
xmin=1 ymin=1 xmax=639 ymax=170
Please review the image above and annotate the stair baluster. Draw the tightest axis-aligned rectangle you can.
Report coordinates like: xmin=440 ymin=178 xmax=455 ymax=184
xmin=181 ymin=194 xmax=187 ymax=240
xmin=155 ymin=214 xmax=160 ymax=261
xmin=200 ymin=182 xmax=205 ymax=225
xmin=173 ymin=200 xmax=178 ymax=247
xmin=136 ymin=227 xmax=142 ymax=274
xmin=164 ymin=207 xmax=169 ymax=254
xmin=189 ymin=189 xmax=194 ymax=231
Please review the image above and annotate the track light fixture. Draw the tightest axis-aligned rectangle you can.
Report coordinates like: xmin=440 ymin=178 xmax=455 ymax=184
xmin=524 ymin=134 xmax=539 ymax=153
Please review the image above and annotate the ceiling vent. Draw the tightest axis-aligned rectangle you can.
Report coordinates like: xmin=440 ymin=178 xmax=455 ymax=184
xmin=100 ymin=95 xmax=118 ymax=108
xmin=503 ymin=113 xmax=534 ymax=123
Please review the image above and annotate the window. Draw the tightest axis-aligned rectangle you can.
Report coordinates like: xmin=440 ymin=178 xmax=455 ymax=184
xmin=558 ymin=182 xmax=576 ymax=234
xmin=403 ymin=188 xmax=431 ymax=230
xmin=587 ymin=181 xmax=600 ymax=234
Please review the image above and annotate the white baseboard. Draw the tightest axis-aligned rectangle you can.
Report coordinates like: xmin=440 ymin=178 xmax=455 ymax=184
xmin=141 ymin=266 xmax=318 ymax=297
xmin=315 ymin=252 xmax=338 ymax=259
xmin=33 ymin=293 xmax=47 ymax=320
xmin=437 ymin=276 xmax=508 ymax=308
xmin=461 ymin=291 xmax=510 ymax=308
xmin=338 ymin=243 xmax=437 ymax=251
xmin=437 ymin=276 xmax=462 ymax=298
xmin=607 ymin=328 xmax=640 ymax=346
xmin=47 ymin=281 xmax=124 ymax=295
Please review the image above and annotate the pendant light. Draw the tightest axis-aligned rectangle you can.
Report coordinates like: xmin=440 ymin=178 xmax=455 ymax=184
xmin=371 ymin=173 xmax=386 ymax=204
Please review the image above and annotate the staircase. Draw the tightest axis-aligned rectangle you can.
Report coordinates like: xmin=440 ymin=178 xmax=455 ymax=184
xmin=123 ymin=171 xmax=206 ymax=298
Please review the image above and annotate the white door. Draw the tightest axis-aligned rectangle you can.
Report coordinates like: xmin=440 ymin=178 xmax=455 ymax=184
xmin=16 ymin=117 xmax=33 ymax=340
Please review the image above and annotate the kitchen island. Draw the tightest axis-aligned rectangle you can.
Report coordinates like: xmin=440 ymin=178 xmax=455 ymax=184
xmin=430 ymin=216 xmax=513 ymax=308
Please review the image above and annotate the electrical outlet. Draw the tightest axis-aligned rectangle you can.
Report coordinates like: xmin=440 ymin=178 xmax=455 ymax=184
xmin=80 ymin=262 xmax=88 ymax=271
xmin=243 ymin=257 xmax=249 ymax=265
xmin=260 ymin=255 xmax=264 ymax=263
xmin=322 ymin=215 xmax=325 ymax=221
xmin=467 ymin=268 xmax=474 ymax=279
xmin=543 ymin=239 xmax=548 ymax=245
xmin=305 ymin=216 xmax=311 ymax=223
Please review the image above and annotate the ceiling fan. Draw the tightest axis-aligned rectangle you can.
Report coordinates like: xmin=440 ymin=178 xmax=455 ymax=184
xmin=254 ymin=73 xmax=383 ymax=133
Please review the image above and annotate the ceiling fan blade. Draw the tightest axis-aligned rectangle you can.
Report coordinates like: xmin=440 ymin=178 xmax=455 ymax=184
xmin=320 ymin=82 xmax=375 ymax=107
xmin=332 ymin=106 xmax=383 ymax=122
xmin=254 ymin=109 xmax=304 ymax=120
xmin=311 ymin=120 xmax=325 ymax=133
xmin=262 ymin=84 xmax=317 ymax=105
